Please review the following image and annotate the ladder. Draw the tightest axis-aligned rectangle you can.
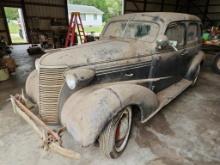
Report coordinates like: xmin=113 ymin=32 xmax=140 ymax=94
xmin=65 ymin=12 xmax=87 ymax=47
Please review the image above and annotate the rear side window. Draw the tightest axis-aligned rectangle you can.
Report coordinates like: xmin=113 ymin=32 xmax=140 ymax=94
xmin=187 ymin=23 xmax=198 ymax=43
xmin=165 ymin=23 xmax=185 ymax=47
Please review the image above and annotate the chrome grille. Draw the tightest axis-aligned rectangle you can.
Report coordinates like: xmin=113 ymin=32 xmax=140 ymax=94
xmin=39 ymin=67 xmax=66 ymax=124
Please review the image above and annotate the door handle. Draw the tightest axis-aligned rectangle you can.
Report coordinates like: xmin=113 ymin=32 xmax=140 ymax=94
xmin=124 ymin=73 xmax=134 ymax=77
xmin=180 ymin=50 xmax=189 ymax=56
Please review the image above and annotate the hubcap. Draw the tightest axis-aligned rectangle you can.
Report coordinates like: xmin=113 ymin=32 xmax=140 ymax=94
xmin=217 ymin=58 xmax=220 ymax=70
xmin=115 ymin=108 xmax=131 ymax=152
xmin=193 ymin=65 xmax=200 ymax=84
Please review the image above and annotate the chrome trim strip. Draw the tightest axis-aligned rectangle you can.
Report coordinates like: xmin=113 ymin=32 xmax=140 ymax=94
xmin=96 ymin=61 xmax=151 ymax=75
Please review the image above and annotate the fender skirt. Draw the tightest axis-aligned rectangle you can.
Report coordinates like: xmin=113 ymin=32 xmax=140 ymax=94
xmin=185 ymin=51 xmax=205 ymax=80
xmin=61 ymin=83 xmax=158 ymax=147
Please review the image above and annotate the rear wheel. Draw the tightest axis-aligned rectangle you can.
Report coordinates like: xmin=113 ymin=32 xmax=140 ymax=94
xmin=192 ymin=64 xmax=200 ymax=86
xmin=212 ymin=56 xmax=220 ymax=74
xmin=99 ymin=106 xmax=132 ymax=159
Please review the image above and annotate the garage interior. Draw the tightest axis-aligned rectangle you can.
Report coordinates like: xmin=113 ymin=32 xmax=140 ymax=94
xmin=0 ymin=0 xmax=220 ymax=165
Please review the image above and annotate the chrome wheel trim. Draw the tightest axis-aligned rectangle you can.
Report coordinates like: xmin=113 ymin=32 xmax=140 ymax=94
xmin=217 ymin=58 xmax=220 ymax=70
xmin=114 ymin=107 xmax=132 ymax=153
xmin=193 ymin=65 xmax=200 ymax=84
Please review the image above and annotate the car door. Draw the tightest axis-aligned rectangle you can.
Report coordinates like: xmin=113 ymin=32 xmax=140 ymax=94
xmin=179 ymin=22 xmax=201 ymax=76
xmin=94 ymin=41 xmax=153 ymax=83
xmin=95 ymin=58 xmax=151 ymax=83
xmin=152 ymin=22 xmax=186 ymax=92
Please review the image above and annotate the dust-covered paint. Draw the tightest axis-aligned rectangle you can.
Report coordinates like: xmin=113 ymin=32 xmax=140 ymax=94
xmin=23 ymin=12 xmax=203 ymax=151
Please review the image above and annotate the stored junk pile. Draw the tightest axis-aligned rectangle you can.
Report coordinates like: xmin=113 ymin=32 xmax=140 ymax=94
xmin=0 ymin=36 xmax=16 ymax=81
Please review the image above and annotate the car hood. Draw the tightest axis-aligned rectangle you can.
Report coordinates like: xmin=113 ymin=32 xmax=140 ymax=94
xmin=40 ymin=39 xmax=151 ymax=67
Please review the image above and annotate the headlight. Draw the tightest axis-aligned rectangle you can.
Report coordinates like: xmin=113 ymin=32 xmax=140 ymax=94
xmin=65 ymin=74 xmax=77 ymax=90
xmin=64 ymin=68 xmax=95 ymax=90
xmin=35 ymin=59 xmax=40 ymax=72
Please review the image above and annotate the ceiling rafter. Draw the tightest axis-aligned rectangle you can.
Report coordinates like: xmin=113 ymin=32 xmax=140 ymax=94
xmin=124 ymin=0 xmax=220 ymax=24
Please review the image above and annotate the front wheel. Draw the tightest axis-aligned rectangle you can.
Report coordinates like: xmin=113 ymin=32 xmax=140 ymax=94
xmin=99 ymin=106 xmax=132 ymax=159
xmin=212 ymin=56 xmax=220 ymax=74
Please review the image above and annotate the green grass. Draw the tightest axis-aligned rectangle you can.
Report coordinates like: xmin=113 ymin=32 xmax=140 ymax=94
xmin=10 ymin=34 xmax=25 ymax=43
xmin=8 ymin=21 xmax=19 ymax=33
xmin=8 ymin=21 xmax=26 ymax=43
xmin=84 ymin=25 xmax=105 ymax=33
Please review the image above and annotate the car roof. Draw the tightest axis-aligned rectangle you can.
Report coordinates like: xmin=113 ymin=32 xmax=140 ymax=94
xmin=110 ymin=12 xmax=201 ymax=24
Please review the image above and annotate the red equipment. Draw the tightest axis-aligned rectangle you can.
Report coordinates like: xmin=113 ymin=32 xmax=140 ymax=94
xmin=65 ymin=12 xmax=87 ymax=47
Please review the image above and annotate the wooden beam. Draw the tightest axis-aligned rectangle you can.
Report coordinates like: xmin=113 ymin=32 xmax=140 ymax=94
xmin=27 ymin=16 xmax=66 ymax=20
xmin=124 ymin=9 xmax=141 ymax=13
xmin=191 ymin=12 xmax=220 ymax=15
xmin=203 ymin=0 xmax=210 ymax=23
xmin=24 ymin=2 xmax=65 ymax=8
xmin=143 ymin=0 xmax=147 ymax=12
xmin=203 ymin=12 xmax=220 ymax=14
xmin=1 ymin=6 xmax=12 ymax=44
xmin=0 ymin=30 xmax=7 ymax=32
xmin=0 ymin=0 xmax=21 ymax=7
xmin=124 ymin=0 xmax=127 ymax=14
xmin=126 ymin=0 xmax=179 ymax=6
xmin=196 ymin=4 xmax=220 ymax=7
xmin=187 ymin=0 xmax=191 ymax=12
xmin=21 ymin=0 xmax=30 ymax=43
xmin=191 ymin=1 xmax=211 ymax=23
xmin=175 ymin=0 xmax=180 ymax=11
xmin=132 ymin=1 xmax=140 ymax=11
xmin=64 ymin=0 xmax=68 ymax=25
xmin=160 ymin=0 xmax=165 ymax=11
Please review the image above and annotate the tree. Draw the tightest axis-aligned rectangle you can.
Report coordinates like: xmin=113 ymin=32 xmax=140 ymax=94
xmin=68 ymin=0 xmax=122 ymax=22
xmin=4 ymin=7 xmax=19 ymax=20
xmin=106 ymin=0 xmax=122 ymax=17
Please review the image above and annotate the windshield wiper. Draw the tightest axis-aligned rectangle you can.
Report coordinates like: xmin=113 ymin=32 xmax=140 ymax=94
xmin=122 ymin=15 xmax=136 ymax=37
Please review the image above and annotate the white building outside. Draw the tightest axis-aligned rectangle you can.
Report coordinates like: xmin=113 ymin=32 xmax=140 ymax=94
xmin=68 ymin=4 xmax=103 ymax=26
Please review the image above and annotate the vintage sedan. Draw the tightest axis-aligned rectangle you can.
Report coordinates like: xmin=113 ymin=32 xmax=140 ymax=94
xmin=11 ymin=12 xmax=204 ymax=159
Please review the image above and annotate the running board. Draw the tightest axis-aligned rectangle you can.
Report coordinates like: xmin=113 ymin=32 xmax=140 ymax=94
xmin=141 ymin=79 xmax=192 ymax=123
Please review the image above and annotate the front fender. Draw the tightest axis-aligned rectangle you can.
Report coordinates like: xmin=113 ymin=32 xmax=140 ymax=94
xmin=61 ymin=83 xmax=158 ymax=146
xmin=25 ymin=70 xmax=39 ymax=104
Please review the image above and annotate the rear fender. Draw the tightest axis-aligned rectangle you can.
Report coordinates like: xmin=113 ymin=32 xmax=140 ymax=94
xmin=61 ymin=83 xmax=158 ymax=146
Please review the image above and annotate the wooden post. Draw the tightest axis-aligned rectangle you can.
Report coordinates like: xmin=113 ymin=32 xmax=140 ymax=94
xmin=144 ymin=0 xmax=147 ymax=12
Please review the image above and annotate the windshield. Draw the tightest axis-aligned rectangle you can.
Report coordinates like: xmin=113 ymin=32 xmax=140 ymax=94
xmin=103 ymin=21 xmax=159 ymax=42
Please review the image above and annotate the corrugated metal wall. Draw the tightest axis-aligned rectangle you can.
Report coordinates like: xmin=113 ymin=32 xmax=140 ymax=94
xmin=0 ymin=5 xmax=10 ymax=43
xmin=124 ymin=0 xmax=220 ymax=25
xmin=0 ymin=0 xmax=68 ymax=44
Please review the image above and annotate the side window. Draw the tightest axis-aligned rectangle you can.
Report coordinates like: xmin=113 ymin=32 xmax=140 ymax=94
xmin=187 ymin=23 xmax=198 ymax=44
xmin=165 ymin=23 xmax=185 ymax=48
xmin=198 ymin=24 xmax=202 ymax=37
xmin=198 ymin=24 xmax=203 ymax=42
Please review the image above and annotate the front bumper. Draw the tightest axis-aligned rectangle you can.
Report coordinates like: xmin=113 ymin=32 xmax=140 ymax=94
xmin=10 ymin=93 xmax=80 ymax=160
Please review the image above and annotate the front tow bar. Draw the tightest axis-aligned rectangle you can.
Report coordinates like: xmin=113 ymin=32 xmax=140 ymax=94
xmin=10 ymin=94 xmax=80 ymax=160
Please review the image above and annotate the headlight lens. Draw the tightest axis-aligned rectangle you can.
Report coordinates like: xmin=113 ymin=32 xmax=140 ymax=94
xmin=65 ymin=74 xmax=77 ymax=90
xmin=35 ymin=59 xmax=40 ymax=72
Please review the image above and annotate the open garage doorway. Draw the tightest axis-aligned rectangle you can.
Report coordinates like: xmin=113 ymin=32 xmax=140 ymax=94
xmin=67 ymin=0 xmax=123 ymax=38
xmin=4 ymin=7 xmax=28 ymax=44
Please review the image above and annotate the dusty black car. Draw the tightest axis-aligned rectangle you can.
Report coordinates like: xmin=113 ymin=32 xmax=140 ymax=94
xmin=11 ymin=12 xmax=204 ymax=159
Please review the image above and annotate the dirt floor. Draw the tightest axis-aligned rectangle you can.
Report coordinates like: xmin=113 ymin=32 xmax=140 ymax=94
xmin=0 ymin=45 xmax=220 ymax=165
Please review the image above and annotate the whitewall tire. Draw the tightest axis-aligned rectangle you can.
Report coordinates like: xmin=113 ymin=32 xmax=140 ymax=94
xmin=99 ymin=106 xmax=132 ymax=159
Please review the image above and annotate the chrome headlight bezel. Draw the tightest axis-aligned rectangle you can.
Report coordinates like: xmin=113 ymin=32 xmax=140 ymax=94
xmin=64 ymin=68 xmax=95 ymax=90
xmin=64 ymin=74 xmax=78 ymax=90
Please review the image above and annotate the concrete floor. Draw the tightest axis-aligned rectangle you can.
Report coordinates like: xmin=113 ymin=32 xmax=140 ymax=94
xmin=0 ymin=45 xmax=220 ymax=165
